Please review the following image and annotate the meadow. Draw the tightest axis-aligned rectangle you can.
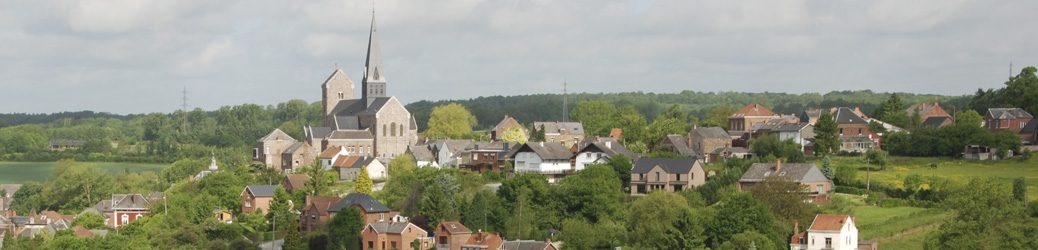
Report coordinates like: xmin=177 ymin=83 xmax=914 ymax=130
xmin=829 ymin=156 xmax=1038 ymax=199
xmin=0 ymin=161 xmax=167 ymax=183
xmin=837 ymin=194 xmax=952 ymax=249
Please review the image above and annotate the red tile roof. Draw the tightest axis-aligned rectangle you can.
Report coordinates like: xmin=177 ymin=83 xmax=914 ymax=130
xmin=809 ymin=214 xmax=853 ymax=231
xmin=320 ymin=146 xmax=345 ymax=159
xmin=438 ymin=221 xmax=472 ymax=234
xmin=466 ymin=232 xmax=503 ymax=247
xmin=284 ymin=174 xmax=310 ymax=190
xmin=306 ymin=196 xmax=342 ymax=216
xmin=731 ymin=103 xmax=777 ymax=117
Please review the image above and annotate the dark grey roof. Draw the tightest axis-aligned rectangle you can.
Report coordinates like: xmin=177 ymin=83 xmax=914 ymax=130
xmin=111 ymin=194 xmax=150 ymax=210
xmin=1023 ymin=119 xmax=1038 ymax=132
xmin=443 ymin=139 xmax=475 ymax=153
xmin=500 ymin=240 xmax=552 ymax=250
xmin=310 ymin=127 xmax=333 ymax=140
xmin=632 ymin=157 xmax=699 ymax=174
xmin=988 ymin=108 xmax=1033 ymax=120
xmin=691 ymin=127 xmax=730 ymax=139
xmin=512 ymin=142 xmax=572 ymax=160
xmin=245 ymin=185 xmax=277 ymax=197
xmin=283 ymin=142 xmax=306 ymax=154
xmin=834 ymin=107 xmax=868 ymax=125
xmin=367 ymin=222 xmax=416 ymax=234
xmin=348 ymin=157 xmax=376 ymax=169
xmin=533 ymin=122 xmax=584 ymax=135
xmin=664 ymin=135 xmax=696 ymax=156
xmin=334 ymin=115 xmax=361 ymax=130
xmin=328 ymin=193 xmax=391 ymax=213
xmin=767 ymin=123 xmax=809 ymax=132
xmin=739 ymin=162 xmax=830 ymax=183
xmin=578 ymin=141 xmax=639 ymax=160
xmin=922 ymin=116 xmax=953 ymax=127
xmin=327 ymin=130 xmax=374 ymax=140
xmin=409 ymin=146 xmax=435 ymax=162
xmin=334 ymin=97 xmax=393 ymax=117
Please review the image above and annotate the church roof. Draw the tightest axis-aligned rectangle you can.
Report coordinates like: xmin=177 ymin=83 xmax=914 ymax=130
xmin=323 ymin=68 xmax=355 ymax=89
xmin=327 ymin=130 xmax=374 ymax=140
xmin=363 ymin=12 xmax=385 ymax=84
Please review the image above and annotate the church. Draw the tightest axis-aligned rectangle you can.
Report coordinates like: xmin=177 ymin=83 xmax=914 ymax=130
xmin=255 ymin=13 xmax=418 ymax=171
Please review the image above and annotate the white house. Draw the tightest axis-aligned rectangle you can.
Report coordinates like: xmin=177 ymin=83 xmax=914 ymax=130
xmin=791 ymin=214 xmax=859 ymax=250
xmin=319 ymin=146 xmax=349 ymax=170
xmin=432 ymin=139 xmax=474 ymax=167
xmin=333 ymin=156 xmax=387 ymax=181
xmin=408 ymin=145 xmax=439 ymax=168
xmin=510 ymin=142 xmax=573 ymax=184
xmin=573 ymin=139 xmax=638 ymax=170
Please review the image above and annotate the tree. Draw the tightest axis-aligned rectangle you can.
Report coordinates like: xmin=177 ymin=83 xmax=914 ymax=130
xmin=327 ymin=207 xmax=364 ymax=250
xmin=813 ymin=112 xmax=841 ymax=156
xmin=9 ymin=181 xmax=43 ymax=215
xmin=614 ymin=106 xmax=648 ymax=143
xmin=556 ymin=164 xmax=624 ymax=223
xmin=528 ymin=125 xmax=546 ymax=142
xmin=647 ymin=112 xmax=689 ymax=149
xmin=707 ymin=193 xmax=776 ymax=247
xmin=389 ymin=154 xmax=418 ymax=174
xmin=703 ymin=106 xmax=738 ymax=130
xmin=461 ymin=190 xmax=506 ymax=233
xmin=867 ymin=120 xmax=887 ymax=134
xmin=355 ymin=166 xmax=373 ymax=195
xmin=874 ymin=93 xmax=911 ymax=128
xmin=954 ymin=110 xmax=983 ymax=127
xmin=499 ymin=127 xmax=528 ymax=144
xmin=420 ymin=172 xmax=460 ymax=227
xmin=719 ymin=231 xmax=776 ymax=250
xmin=749 ymin=177 xmax=812 ymax=224
xmin=662 ymin=208 xmax=708 ymax=249
xmin=559 ymin=218 xmax=625 ymax=249
xmin=282 ymin=216 xmax=306 ymax=250
xmin=41 ymin=160 xmax=114 ymax=211
xmin=571 ymin=101 xmax=619 ymax=136
xmin=749 ymin=134 xmax=805 ymax=163
xmin=72 ymin=212 xmax=106 ymax=229
xmin=926 ymin=178 xmax=1028 ymax=249
xmin=607 ymin=154 xmax=633 ymax=193
xmin=864 ymin=149 xmax=888 ymax=170
xmin=628 ymin=191 xmax=701 ymax=248
xmin=266 ymin=186 xmax=293 ymax=233
xmin=425 ymin=103 xmax=477 ymax=139
xmin=820 ymin=156 xmax=835 ymax=180
xmin=1013 ymin=177 xmax=1027 ymax=204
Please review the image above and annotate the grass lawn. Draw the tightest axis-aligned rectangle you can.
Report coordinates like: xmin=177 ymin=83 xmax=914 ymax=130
xmin=0 ymin=161 xmax=167 ymax=183
xmin=837 ymin=194 xmax=951 ymax=249
xmin=827 ymin=156 xmax=1038 ymax=199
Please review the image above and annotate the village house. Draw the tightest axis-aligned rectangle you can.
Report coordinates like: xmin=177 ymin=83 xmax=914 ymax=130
xmin=909 ymin=102 xmax=954 ymax=128
xmin=499 ymin=240 xmax=560 ymax=250
xmin=456 ymin=141 xmax=516 ymax=173
xmin=435 ymin=221 xmax=472 ymax=250
xmin=81 ymin=194 xmax=154 ymax=228
xmin=254 ymin=129 xmax=299 ymax=170
xmin=462 ymin=231 xmax=504 ymax=250
xmin=689 ymin=127 xmax=732 ymax=163
xmin=321 ymin=130 xmax=376 ymax=158
xmin=490 ymin=115 xmax=526 ymax=142
xmin=299 ymin=196 xmax=342 ymax=232
xmin=630 ymin=158 xmax=707 ymax=195
xmin=48 ymin=139 xmax=85 ymax=151
xmin=832 ymin=107 xmax=879 ymax=153
xmin=408 ymin=144 xmax=439 ymax=168
xmin=334 ymin=156 xmax=386 ymax=181
xmin=282 ymin=174 xmax=310 ymax=193
xmin=241 ymin=185 xmax=277 ymax=214
xmin=327 ymin=193 xmax=399 ymax=224
xmin=729 ymin=103 xmax=780 ymax=132
xmin=431 ymin=139 xmax=477 ymax=167
xmin=738 ymin=160 xmax=832 ymax=200
xmin=509 ymin=142 xmax=575 ymax=184
xmin=362 ymin=220 xmax=433 ymax=250
xmin=790 ymin=214 xmax=862 ymax=250
xmin=319 ymin=145 xmax=349 ymax=170
xmin=7 ymin=210 xmax=73 ymax=238
xmin=0 ymin=184 xmax=20 ymax=215
xmin=985 ymin=108 xmax=1036 ymax=144
xmin=753 ymin=122 xmax=815 ymax=152
xmin=532 ymin=121 xmax=585 ymax=148
xmin=281 ymin=141 xmax=315 ymax=171
xmin=962 ymin=145 xmax=1010 ymax=160
xmin=573 ymin=138 xmax=639 ymax=170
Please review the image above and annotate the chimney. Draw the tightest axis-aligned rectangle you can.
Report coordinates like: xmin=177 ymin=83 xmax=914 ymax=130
xmin=539 ymin=141 xmax=544 ymax=147
xmin=775 ymin=159 xmax=782 ymax=172
xmin=605 ymin=141 xmax=612 ymax=149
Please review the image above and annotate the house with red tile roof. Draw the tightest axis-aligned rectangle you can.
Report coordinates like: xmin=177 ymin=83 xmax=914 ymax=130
xmin=299 ymin=196 xmax=342 ymax=232
xmin=729 ymin=103 xmax=780 ymax=132
xmin=790 ymin=214 xmax=862 ymax=250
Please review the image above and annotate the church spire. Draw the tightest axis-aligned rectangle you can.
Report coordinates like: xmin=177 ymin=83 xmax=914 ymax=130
xmin=362 ymin=10 xmax=387 ymax=107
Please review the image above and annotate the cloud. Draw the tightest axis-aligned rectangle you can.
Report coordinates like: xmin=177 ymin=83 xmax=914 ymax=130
xmin=0 ymin=0 xmax=1036 ymax=114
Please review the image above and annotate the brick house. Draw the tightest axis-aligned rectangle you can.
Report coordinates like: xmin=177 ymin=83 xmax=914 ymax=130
xmin=907 ymin=102 xmax=953 ymax=123
xmin=457 ymin=141 xmax=516 ymax=173
xmin=630 ymin=158 xmax=706 ymax=195
xmin=282 ymin=174 xmax=310 ymax=193
xmin=462 ymin=231 xmax=503 ymax=250
xmin=532 ymin=121 xmax=585 ymax=148
xmin=729 ymin=103 xmax=780 ymax=132
xmin=300 ymin=196 xmax=342 ymax=232
xmin=327 ymin=193 xmax=399 ymax=224
xmin=241 ymin=185 xmax=277 ymax=214
xmin=832 ymin=107 xmax=875 ymax=153
xmin=434 ymin=221 xmax=472 ymax=250
xmin=985 ymin=108 xmax=1035 ymax=144
xmin=103 ymin=194 xmax=152 ymax=228
xmin=738 ymin=160 xmax=832 ymax=200
xmin=361 ymin=221 xmax=432 ymax=250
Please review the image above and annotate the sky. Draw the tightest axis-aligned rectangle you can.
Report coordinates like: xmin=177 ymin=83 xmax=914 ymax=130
xmin=1 ymin=0 xmax=1036 ymax=114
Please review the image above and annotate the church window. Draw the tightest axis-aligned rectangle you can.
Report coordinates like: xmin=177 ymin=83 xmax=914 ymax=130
xmin=338 ymin=92 xmax=343 ymax=99
xmin=391 ymin=122 xmax=397 ymax=136
xmin=383 ymin=124 xmax=387 ymax=136
xmin=400 ymin=124 xmax=405 ymax=135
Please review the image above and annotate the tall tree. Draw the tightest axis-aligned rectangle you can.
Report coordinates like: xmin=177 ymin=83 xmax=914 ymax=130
xmin=327 ymin=207 xmax=364 ymax=250
xmin=703 ymin=105 xmax=738 ymax=130
xmin=707 ymin=193 xmax=776 ymax=247
xmin=875 ymin=93 xmax=910 ymax=128
xmin=420 ymin=173 xmax=460 ymax=227
xmin=954 ymin=110 xmax=983 ymax=127
xmin=813 ymin=112 xmax=841 ymax=156
xmin=499 ymin=127 xmax=528 ymax=144
xmin=627 ymin=191 xmax=697 ymax=248
xmin=282 ymin=216 xmax=305 ymax=250
xmin=1013 ymin=177 xmax=1027 ymax=204
xmin=749 ymin=177 xmax=812 ymax=224
xmin=425 ymin=103 xmax=477 ymax=139
xmin=355 ymin=166 xmax=373 ymax=195
xmin=266 ymin=186 xmax=293 ymax=232
xmin=607 ymin=154 xmax=634 ymax=193
xmin=571 ymin=101 xmax=619 ymax=136
xmin=556 ymin=164 xmax=625 ymax=223
xmin=864 ymin=149 xmax=888 ymax=170
xmin=820 ymin=156 xmax=835 ymax=180
xmin=614 ymin=105 xmax=648 ymax=143
xmin=461 ymin=190 xmax=506 ymax=233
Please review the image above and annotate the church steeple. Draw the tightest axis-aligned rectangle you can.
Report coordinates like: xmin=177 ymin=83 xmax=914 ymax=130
xmin=362 ymin=11 xmax=387 ymax=108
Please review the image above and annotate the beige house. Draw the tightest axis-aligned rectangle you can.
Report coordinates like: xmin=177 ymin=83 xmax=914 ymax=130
xmin=491 ymin=115 xmax=526 ymax=142
xmin=729 ymin=103 xmax=780 ymax=132
xmin=738 ymin=160 xmax=832 ymax=199
xmin=254 ymin=129 xmax=297 ymax=170
xmin=240 ymin=185 xmax=276 ymax=214
xmin=362 ymin=221 xmax=432 ymax=250
xmin=532 ymin=121 xmax=585 ymax=148
xmin=689 ymin=127 xmax=731 ymax=163
xmin=630 ymin=158 xmax=707 ymax=195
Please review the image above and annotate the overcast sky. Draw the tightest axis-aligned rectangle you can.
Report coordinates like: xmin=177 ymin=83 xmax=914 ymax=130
xmin=1 ymin=0 xmax=1036 ymax=114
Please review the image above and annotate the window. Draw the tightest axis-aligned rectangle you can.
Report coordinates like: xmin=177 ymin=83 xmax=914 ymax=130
xmin=368 ymin=241 xmax=374 ymax=249
xmin=121 ymin=214 xmax=129 ymax=225
xmin=839 ymin=128 xmax=843 ymax=135
xmin=338 ymin=92 xmax=343 ymax=99
xmin=391 ymin=122 xmax=397 ymax=136
xmin=383 ymin=124 xmax=387 ymax=136
xmin=656 ymin=172 xmax=661 ymax=181
xmin=817 ymin=184 xmax=824 ymax=193
xmin=400 ymin=124 xmax=405 ymax=134
xmin=391 ymin=242 xmax=397 ymax=249
xmin=825 ymin=237 xmax=832 ymax=248
xmin=676 ymin=174 xmax=681 ymax=181
xmin=135 ymin=214 xmax=142 ymax=220
xmin=1021 ymin=122 xmax=1026 ymax=129
xmin=252 ymin=148 xmax=259 ymax=159
xmin=265 ymin=147 xmax=270 ymax=154
xmin=858 ymin=128 xmax=863 ymax=135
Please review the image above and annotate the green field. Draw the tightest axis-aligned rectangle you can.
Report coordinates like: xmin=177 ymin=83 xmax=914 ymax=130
xmin=837 ymin=194 xmax=951 ymax=249
xmin=829 ymin=156 xmax=1038 ymax=200
xmin=0 ymin=161 xmax=167 ymax=184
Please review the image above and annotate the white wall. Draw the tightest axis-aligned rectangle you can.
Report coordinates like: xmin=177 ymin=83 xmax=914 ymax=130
xmin=574 ymin=152 xmax=608 ymax=170
xmin=807 ymin=218 xmax=858 ymax=250
xmin=514 ymin=152 xmax=570 ymax=173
